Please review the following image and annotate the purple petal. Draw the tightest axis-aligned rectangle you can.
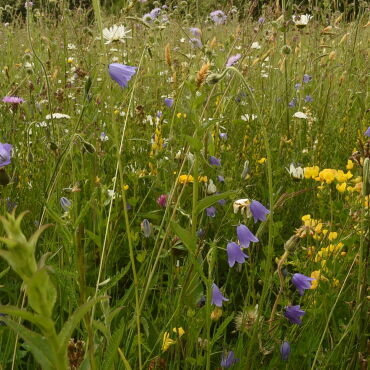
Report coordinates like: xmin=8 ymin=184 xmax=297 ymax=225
xmin=236 ymin=224 xmax=258 ymax=248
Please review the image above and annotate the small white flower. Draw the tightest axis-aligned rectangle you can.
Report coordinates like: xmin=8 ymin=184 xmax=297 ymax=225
xmin=292 ymin=14 xmax=312 ymax=27
xmin=241 ymin=114 xmax=258 ymax=121
xmin=45 ymin=113 xmax=71 ymax=120
xmin=293 ymin=112 xmax=308 ymax=119
xmin=251 ymin=41 xmax=261 ymax=49
xmin=207 ymin=179 xmax=217 ymax=194
xmin=100 ymin=132 xmax=109 ymax=142
xmin=67 ymin=43 xmax=77 ymax=50
xmin=286 ymin=163 xmax=304 ymax=180
xmin=233 ymin=198 xmax=252 ymax=216
xmin=103 ymin=25 xmax=132 ymax=44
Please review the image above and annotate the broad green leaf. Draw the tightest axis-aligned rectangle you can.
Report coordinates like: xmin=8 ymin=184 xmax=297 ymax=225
xmin=58 ymin=296 xmax=108 ymax=352
xmin=26 ymin=268 xmax=57 ymax=318
xmin=101 ymin=319 xmax=125 ymax=369
xmin=0 ymin=305 xmax=53 ymax=332
xmin=170 ymin=222 xmax=196 ymax=254
xmin=195 ymin=190 xmax=237 ymax=216
xmin=2 ymin=317 xmax=56 ymax=369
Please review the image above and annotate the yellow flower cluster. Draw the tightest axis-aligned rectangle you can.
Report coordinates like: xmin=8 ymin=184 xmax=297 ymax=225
xmin=177 ymin=174 xmax=208 ymax=184
xmin=304 ymin=164 xmax=357 ymax=193
xmin=162 ymin=327 xmax=185 ymax=352
xmin=298 ymin=215 xmax=347 ymax=290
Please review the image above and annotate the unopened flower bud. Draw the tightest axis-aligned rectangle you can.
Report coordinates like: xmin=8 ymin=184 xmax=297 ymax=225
xmin=281 ymin=45 xmax=292 ymax=55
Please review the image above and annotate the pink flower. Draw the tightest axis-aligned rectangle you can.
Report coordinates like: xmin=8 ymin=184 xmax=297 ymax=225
xmin=157 ymin=194 xmax=167 ymax=208
xmin=2 ymin=96 xmax=24 ymax=104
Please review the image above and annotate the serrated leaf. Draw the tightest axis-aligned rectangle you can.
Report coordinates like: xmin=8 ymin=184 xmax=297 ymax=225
xmin=58 ymin=296 xmax=108 ymax=352
xmin=2 ymin=317 xmax=56 ymax=369
xmin=195 ymin=190 xmax=237 ymax=216
xmin=102 ymin=319 xmax=125 ymax=369
xmin=26 ymin=268 xmax=57 ymax=317
xmin=170 ymin=222 xmax=196 ymax=254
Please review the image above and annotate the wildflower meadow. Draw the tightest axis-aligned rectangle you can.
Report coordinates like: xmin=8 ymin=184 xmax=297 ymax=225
xmin=0 ymin=0 xmax=369 ymax=369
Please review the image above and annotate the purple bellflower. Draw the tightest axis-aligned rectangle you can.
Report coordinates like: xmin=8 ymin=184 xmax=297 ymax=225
xmin=211 ymin=283 xmax=229 ymax=307
xmin=292 ymin=273 xmax=315 ymax=295
xmin=284 ymin=305 xmax=306 ymax=325
xmin=227 ymin=242 xmax=248 ymax=267
xmin=250 ymin=200 xmax=270 ymax=222
xmin=164 ymin=97 xmax=174 ymax=107
xmin=0 ymin=143 xmax=12 ymax=168
xmin=206 ymin=206 xmax=216 ymax=217
xmin=236 ymin=224 xmax=259 ymax=247
xmin=108 ymin=63 xmax=137 ymax=88
xmin=364 ymin=127 xmax=370 ymax=137
xmin=221 ymin=350 xmax=239 ymax=368
xmin=60 ymin=197 xmax=72 ymax=212
xmin=209 ymin=156 xmax=221 ymax=166
xmin=280 ymin=341 xmax=291 ymax=361
xmin=303 ymin=74 xmax=312 ymax=83
xmin=305 ymin=95 xmax=313 ymax=103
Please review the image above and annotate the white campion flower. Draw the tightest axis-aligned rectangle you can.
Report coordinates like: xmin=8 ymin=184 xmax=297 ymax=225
xmin=233 ymin=198 xmax=252 ymax=216
xmin=241 ymin=114 xmax=258 ymax=121
xmin=293 ymin=112 xmax=308 ymax=119
xmin=286 ymin=163 xmax=304 ymax=180
xmin=251 ymin=41 xmax=261 ymax=49
xmin=103 ymin=25 xmax=132 ymax=44
xmin=207 ymin=179 xmax=217 ymax=194
xmin=292 ymin=14 xmax=312 ymax=27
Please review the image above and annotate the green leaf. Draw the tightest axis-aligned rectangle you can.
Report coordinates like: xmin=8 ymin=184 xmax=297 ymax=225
xmin=117 ymin=348 xmax=132 ymax=370
xmin=26 ymin=268 xmax=57 ymax=318
xmin=101 ymin=319 xmax=125 ymax=369
xmin=170 ymin=222 xmax=196 ymax=254
xmin=2 ymin=317 xmax=56 ymax=369
xmin=210 ymin=314 xmax=234 ymax=346
xmin=58 ymin=296 xmax=108 ymax=352
xmin=0 ymin=305 xmax=53 ymax=333
xmin=0 ymin=266 xmax=10 ymax=279
xmin=195 ymin=190 xmax=237 ymax=216
xmin=184 ymin=135 xmax=202 ymax=152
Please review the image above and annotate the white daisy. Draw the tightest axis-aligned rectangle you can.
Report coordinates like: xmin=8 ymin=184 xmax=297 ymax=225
xmin=103 ymin=25 xmax=132 ymax=44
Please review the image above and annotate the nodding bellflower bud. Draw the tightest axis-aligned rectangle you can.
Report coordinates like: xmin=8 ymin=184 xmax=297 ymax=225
xmin=60 ymin=197 xmax=72 ymax=212
xmin=141 ymin=219 xmax=152 ymax=238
